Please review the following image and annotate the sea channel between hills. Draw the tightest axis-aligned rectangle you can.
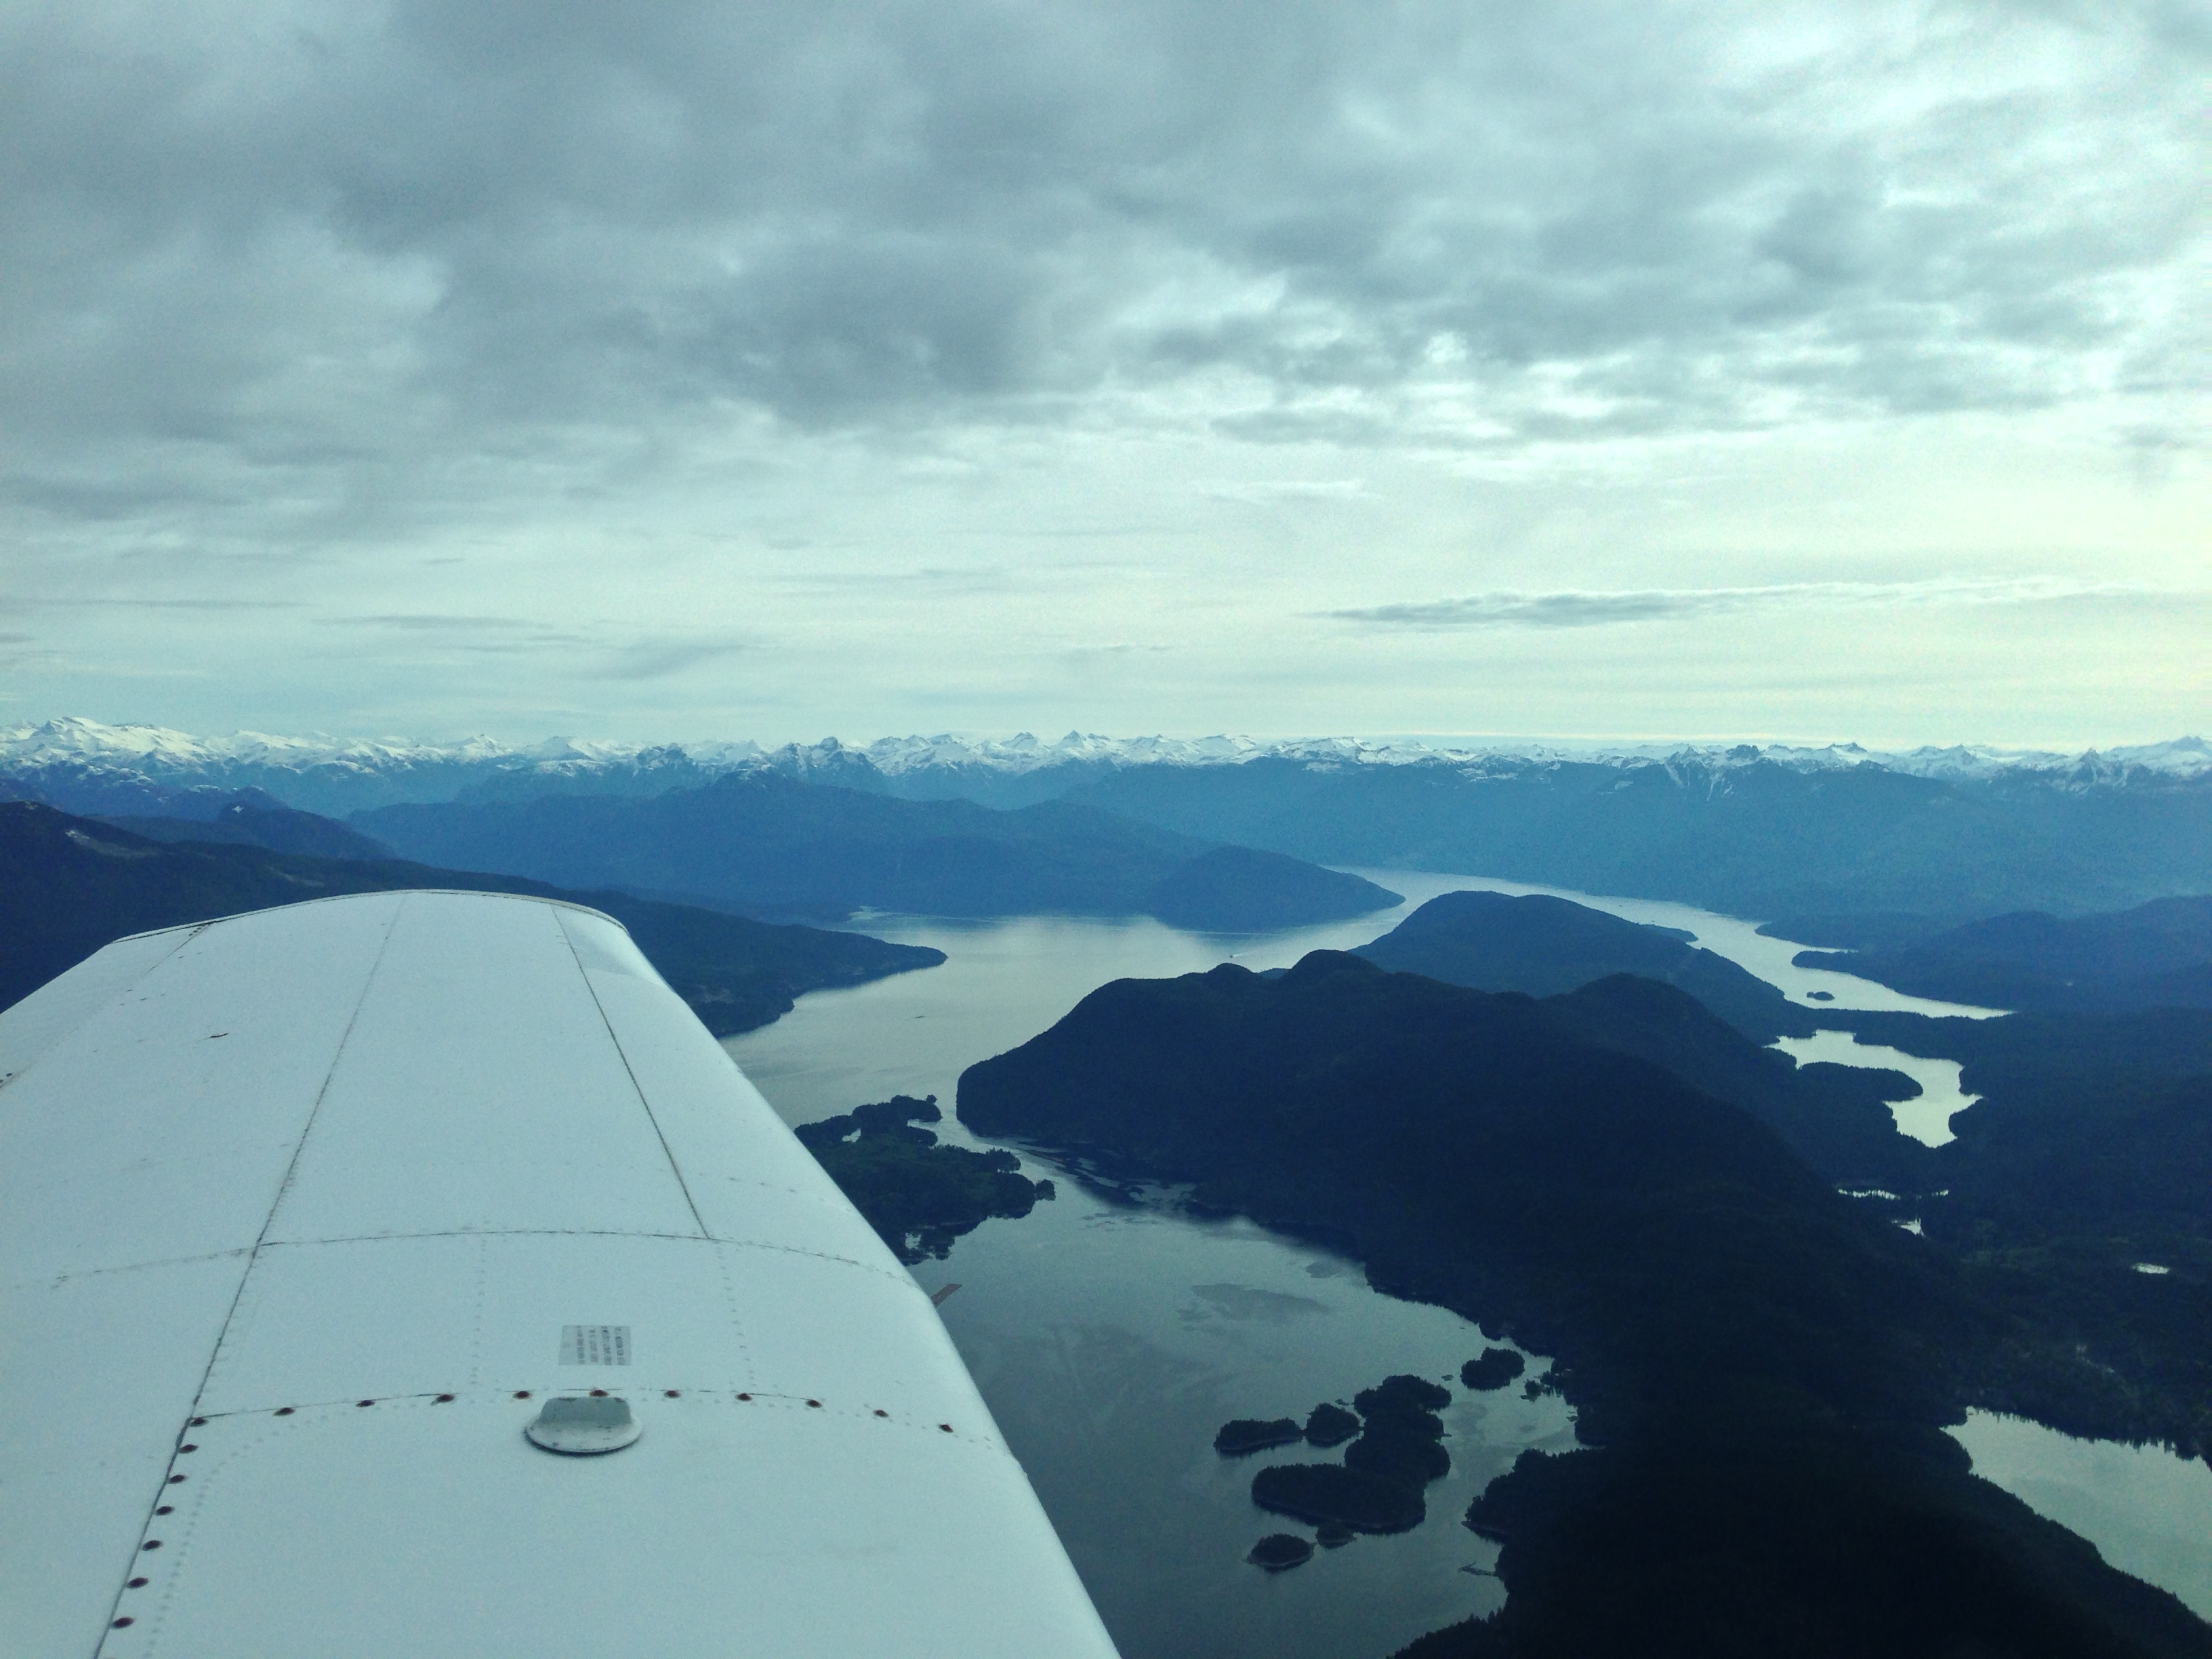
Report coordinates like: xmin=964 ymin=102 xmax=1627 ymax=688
xmin=723 ymin=869 xmax=2210 ymax=1654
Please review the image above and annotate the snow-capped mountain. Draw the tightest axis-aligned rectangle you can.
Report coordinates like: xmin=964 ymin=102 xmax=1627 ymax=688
xmin=4 ymin=716 xmax=2207 ymax=821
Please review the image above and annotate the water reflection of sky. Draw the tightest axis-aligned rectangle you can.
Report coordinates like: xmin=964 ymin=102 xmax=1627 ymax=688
xmin=1952 ymin=1412 xmax=2212 ymax=1620
xmin=1769 ymin=1030 xmax=1978 ymax=1146
xmin=725 ymin=882 xmax=1591 ymax=1659
xmin=723 ymin=870 xmax=2200 ymax=1652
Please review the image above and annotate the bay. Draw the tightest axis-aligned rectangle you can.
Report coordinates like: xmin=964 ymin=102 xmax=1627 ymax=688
xmin=1950 ymin=1411 xmax=2212 ymax=1620
xmin=717 ymin=869 xmax=2116 ymax=1657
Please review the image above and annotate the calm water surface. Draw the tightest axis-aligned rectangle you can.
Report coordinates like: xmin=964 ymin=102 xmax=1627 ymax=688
xmin=723 ymin=869 xmax=2194 ymax=1653
xmin=1951 ymin=1412 xmax=2212 ymax=1619
xmin=726 ymin=889 xmax=1580 ymax=1658
xmin=1769 ymin=1030 xmax=1978 ymax=1147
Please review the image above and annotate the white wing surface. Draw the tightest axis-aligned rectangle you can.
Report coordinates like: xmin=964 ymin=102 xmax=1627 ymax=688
xmin=0 ymin=890 xmax=1119 ymax=1658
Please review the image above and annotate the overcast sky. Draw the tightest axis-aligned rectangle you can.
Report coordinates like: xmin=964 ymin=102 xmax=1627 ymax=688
xmin=3 ymin=0 xmax=2203 ymax=747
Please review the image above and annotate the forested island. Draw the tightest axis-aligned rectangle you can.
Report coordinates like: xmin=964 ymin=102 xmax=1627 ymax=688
xmin=1218 ymin=1372 xmax=1485 ymax=1564
xmin=959 ymin=950 xmax=2212 ymax=1656
xmin=794 ymin=1095 xmax=1054 ymax=1265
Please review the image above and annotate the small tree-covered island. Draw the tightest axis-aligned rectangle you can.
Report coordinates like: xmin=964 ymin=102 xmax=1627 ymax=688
xmin=795 ymin=1095 xmax=1054 ymax=1265
xmin=958 ymin=950 xmax=2212 ymax=1658
xmin=1218 ymin=1372 xmax=1490 ymax=1565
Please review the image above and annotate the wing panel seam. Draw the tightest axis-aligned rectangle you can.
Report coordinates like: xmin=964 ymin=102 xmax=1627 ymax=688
xmin=0 ymin=924 xmax=205 ymax=1100
xmin=554 ymin=914 xmax=711 ymax=1240
xmin=89 ymin=893 xmax=405 ymax=1655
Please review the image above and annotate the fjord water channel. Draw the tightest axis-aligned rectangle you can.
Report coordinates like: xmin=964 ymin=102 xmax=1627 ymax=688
xmin=722 ymin=869 xmax=2209 ymax=1652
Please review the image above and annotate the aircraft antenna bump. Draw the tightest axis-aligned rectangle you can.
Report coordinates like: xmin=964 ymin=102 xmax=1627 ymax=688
xmin=524 ymin=1395 xmax=641 ymax=1456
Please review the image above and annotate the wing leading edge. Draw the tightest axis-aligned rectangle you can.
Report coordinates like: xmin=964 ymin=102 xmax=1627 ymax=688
xmin=0 ymin=890 xmax=1118 ymax=1658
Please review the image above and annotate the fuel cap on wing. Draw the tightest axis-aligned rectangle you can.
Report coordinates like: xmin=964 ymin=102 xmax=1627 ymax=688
xmin=525 ymin=1395 xmax=640 ymax=1455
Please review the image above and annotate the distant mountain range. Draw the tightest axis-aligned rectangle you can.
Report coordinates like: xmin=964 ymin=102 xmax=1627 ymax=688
xmin=7 ymin=718 xmax=2206 ymax=920
xmin=352 ymin=772 xmax=1400 ymax=928
xmin=0 ymin=802 xmax=942 ymax=1033
xmin=8 ymin=716 xmax=2208 ymax=807
xmin=1793 ymin=897 xmax=2212 ymax=1013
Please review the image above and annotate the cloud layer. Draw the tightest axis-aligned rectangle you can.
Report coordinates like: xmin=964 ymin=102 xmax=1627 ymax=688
xmin=2 ymin=2 xmax=2201 ymax=744
xmin=1328 ymin=578 xmax=2194 ymax=629
xmin=3 ymin=1 xmax=2200 ymax=494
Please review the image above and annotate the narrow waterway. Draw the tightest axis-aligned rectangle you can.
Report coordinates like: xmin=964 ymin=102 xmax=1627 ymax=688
xmin=1951 ymin=1412 xmax=2212 ymax=1620
xmin=723 ymin=869 xmax=2198 ymax=1652
xmin=1769 ymin=1029 xmax=1979 ymax=1146
xmin=726 ymin=891 xmax=1580 ymax=1658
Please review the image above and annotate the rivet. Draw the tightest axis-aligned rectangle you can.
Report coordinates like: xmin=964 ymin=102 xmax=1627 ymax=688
xmin=873 ymin=1409 xmax=888 ymax=1418
xmin=127 ymin=1578 xmax=148 ymax=1589
xmin=589 ymin=1389 xmax=609 ymax=1397
xmin=434 ymin=1393 xmax=455 ymax=1404
xmin=154 ymin=1506 xmax=173 ymax=1516
xmin=188 ymin=1417 xmax=207 ymax=1427
xmin=939 ymin=1423 xmax=954 ymax=1433
xmin=355 ymin=1399 xmax=374 ymax=1408
xmin=112 ymin=1616 xmax=135 ymax=1628
xmin=177 ymin=1443 xmax=197 ymax=1454
xmin=663 ymin=1390 xmax=680 ymax=1398
xmin=737 ymin=1393 xmax=752 ymax=1401
xmin=142 ymin=1540 xmax=162 ymax=1551
xmin=167 ymin=1474 xmax=186 ymax=1484
xmin=274 ymin=1407 xmax=295 ymax=1416
xmin=514 ymin=1391 xmax=532 ymax=1400
xmin=806 ymin=1398 xmax=821 ymax=1408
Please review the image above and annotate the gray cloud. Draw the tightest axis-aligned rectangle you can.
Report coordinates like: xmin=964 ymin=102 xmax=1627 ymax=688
xmin=1329 ymin=579 xmax=2188 ymax=629
xmin=5 ymin=596 xmax=305 ymax=612
xmin=592 ymin=638 xmax=752 ymax=681
xmin=310 ymin=613 xmax=749 ymax=678
xmin=318 ymin=613 xmax=546 ymax=631
xmin=1 ymin=0 xmax=2198 ymax=504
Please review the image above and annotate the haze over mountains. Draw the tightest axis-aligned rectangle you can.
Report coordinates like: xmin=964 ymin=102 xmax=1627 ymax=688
xmin=353 ymin=773 xmax=1399 ymax=929
xmin=7 ymin=718 xmax=2209 ymax=922
xmin=0 ymin=802 xmax=942 ymax=1035
xmin=1792 ymin=899 xmax=2212 ymax=1015
xmin=5 ymin=712 xmax=2210 ymax=1652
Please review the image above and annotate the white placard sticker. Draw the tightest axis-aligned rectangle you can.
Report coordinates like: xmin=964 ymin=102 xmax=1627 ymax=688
xmin=559 ymin=1325 xmax=632 ymax=1366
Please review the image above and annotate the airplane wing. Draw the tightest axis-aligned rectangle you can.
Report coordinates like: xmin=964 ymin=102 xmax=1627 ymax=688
xmin=0 ymin=890 xmax=1119 ymax=1658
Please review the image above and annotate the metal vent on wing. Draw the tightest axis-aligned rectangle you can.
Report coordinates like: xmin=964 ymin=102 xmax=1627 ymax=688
xmin=525 ymin=1395 xmax=640 ymax=1456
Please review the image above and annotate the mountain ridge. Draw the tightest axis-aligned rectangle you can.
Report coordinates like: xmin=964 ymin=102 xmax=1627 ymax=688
xmin=0 ymin=801 xmax=943 ymax=1035
xmin=352 ymin=771 xmax=1401 ymax=928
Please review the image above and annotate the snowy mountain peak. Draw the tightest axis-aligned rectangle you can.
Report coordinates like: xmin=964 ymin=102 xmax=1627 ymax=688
xmin=4 ymin=718 xmax=2205 ymax=821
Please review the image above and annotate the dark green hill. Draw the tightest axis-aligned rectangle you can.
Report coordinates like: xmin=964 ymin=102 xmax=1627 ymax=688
xmin=958 ymin=951 xmax=2210 ymax=1656
xmin=355 ymin=771 xmax=1398 ymax=928
xmin=1758 ymin=912 xmax=1954 ymax=951
xmin=1409 ymin=1435 xmax=2209 ymax=1659
xmin=959 ymin=949 xmax=1973 ymax=1443
xmin=1355 ymin=890 xmax=1818 ymax=1042
xmin=0 ymin=801 xmax=940 ymax=1035
xmin=1346 ymin=890 xmax=1932 ymax=1185
xmin=1143 ymin=844 xmax=1400 ymax=930
xmin=98 ymin=799 xmax=394 ymax=861
xmin=1826 ymin=1004 xmax=2212 ymax=1457
xmin=1797 ymin=897 xmax=2212 ymax=1013
xmin=1544 ymin=974 xmax=1929 ymax=1192
xmin=1072 ymin=753 xmax=2212 ymax=919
